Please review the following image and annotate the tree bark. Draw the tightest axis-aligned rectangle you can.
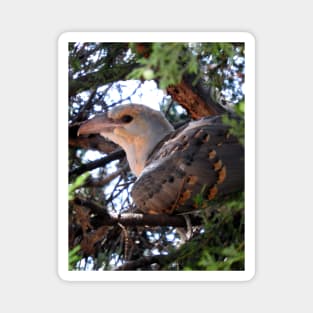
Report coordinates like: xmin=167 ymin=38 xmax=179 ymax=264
xmin=167 ymin=74 xmax=227 ymax=119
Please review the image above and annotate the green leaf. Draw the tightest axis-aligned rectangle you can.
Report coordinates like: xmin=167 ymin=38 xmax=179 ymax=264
xmin=238 ymin=101 xmax=245 ymax=114
xmin=68 ymin=172 xmax=90 ymax=200
xmin=221 ymin=245 xmax=238 ymax=257
xmin=69 ymin=245 xmax=82 ymax=270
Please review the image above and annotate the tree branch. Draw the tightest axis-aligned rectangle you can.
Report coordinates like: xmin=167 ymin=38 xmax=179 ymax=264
xmin=69 ymin=131 xmax=118 ymax=153
xmin=114 ymin=254 xmax=173 ymax=270
xmin=167 ymin=74 xmax=227 ymax=119
xmin=69 ymin=63 xmax=139 ymax=97
xmin=69 ymin=149 xmax=125 ymax=179
xmin=73 ymin=198 xmax=203 ymax=228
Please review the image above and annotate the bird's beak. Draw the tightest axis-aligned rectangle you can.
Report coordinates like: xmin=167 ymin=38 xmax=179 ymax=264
xmin=77 ymin=114 xmax=121 ymax=136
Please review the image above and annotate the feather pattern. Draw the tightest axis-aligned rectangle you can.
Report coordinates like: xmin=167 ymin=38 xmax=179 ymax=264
xmin=132 ymin=116 xmax=244 ymax=214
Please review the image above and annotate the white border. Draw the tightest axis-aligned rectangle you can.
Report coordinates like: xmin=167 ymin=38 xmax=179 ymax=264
xmin=58 ymin=32 xmax=255 ymax=281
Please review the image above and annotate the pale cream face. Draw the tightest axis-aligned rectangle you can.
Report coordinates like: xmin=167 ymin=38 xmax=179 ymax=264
xmin=79 ymin=104 xmax=174 ymax=177
xmin=103 ymin=105 xmax=173 ymax=176
xmin=109 ymin=107 xmax=148 ymax=137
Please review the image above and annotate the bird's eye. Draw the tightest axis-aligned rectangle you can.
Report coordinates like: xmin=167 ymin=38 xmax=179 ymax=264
xmin=121 ymin=115 xmax=133 ymax=123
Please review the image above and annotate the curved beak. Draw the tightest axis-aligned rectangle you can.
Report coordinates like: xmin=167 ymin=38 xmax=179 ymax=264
xmin=77 ymin=114 xmax=120 ymax=136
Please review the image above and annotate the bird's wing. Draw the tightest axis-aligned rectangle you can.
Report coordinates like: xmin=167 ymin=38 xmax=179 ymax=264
xmin=131 ymin=116 xmax=244 ymax=214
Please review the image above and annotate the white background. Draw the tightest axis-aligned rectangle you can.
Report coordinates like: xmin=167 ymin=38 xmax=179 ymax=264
xmin=1 ymin=1 xmax=312 ymax=312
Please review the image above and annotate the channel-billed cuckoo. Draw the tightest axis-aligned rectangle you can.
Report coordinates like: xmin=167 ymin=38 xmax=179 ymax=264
xmin=78 ymin=104 xmax=244 ymax=214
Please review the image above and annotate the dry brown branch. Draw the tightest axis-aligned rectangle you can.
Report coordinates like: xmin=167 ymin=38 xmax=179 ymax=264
xmin=167 ymin=74 xmax=227 ymax=119
xmin=73 ymin=198 xmax=203 ymax=228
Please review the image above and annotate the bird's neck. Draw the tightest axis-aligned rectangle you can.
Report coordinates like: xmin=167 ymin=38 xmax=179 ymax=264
xmin=126 ymin=129 xmax=172 ymax=177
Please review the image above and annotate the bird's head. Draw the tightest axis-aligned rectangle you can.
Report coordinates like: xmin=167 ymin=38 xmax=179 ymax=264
xmin=78 ymin=104 xmax=174 ymax=176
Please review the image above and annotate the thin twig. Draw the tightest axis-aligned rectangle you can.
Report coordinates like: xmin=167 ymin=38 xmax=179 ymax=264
xmin=69 ymin=149 xmax=125 ymax=180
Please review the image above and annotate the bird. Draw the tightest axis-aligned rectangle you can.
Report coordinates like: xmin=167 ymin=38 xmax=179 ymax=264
xmin=78 ymin=104 xmax=244 ymax=215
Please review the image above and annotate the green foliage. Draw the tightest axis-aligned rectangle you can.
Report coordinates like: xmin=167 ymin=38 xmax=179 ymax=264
xmin=68 ymin=173 xmax=89 ymax=270
xmin=69 ymin=245 xmax=82 ymax=270
xmin=127 ymin=42 xmax=245 ymax=105
xmin=222 ymin=101 xmax=245 ymax=145
xmin=199 ymin=43 xmax=244 ymax=94
xmin=68 ymin=172 xmax=90 ymax=200
xmin=198 ymin=43 xmax=236 ymax=65
xmin=193 ymin=184 xmax=208 ymax=210
xmin=128 ymin=43 xmax=198 ymax=89
xmin=195 ymin=245 xmax=244 ymax=271
xmin=168 ymin=191 xmax=245 ymax=271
